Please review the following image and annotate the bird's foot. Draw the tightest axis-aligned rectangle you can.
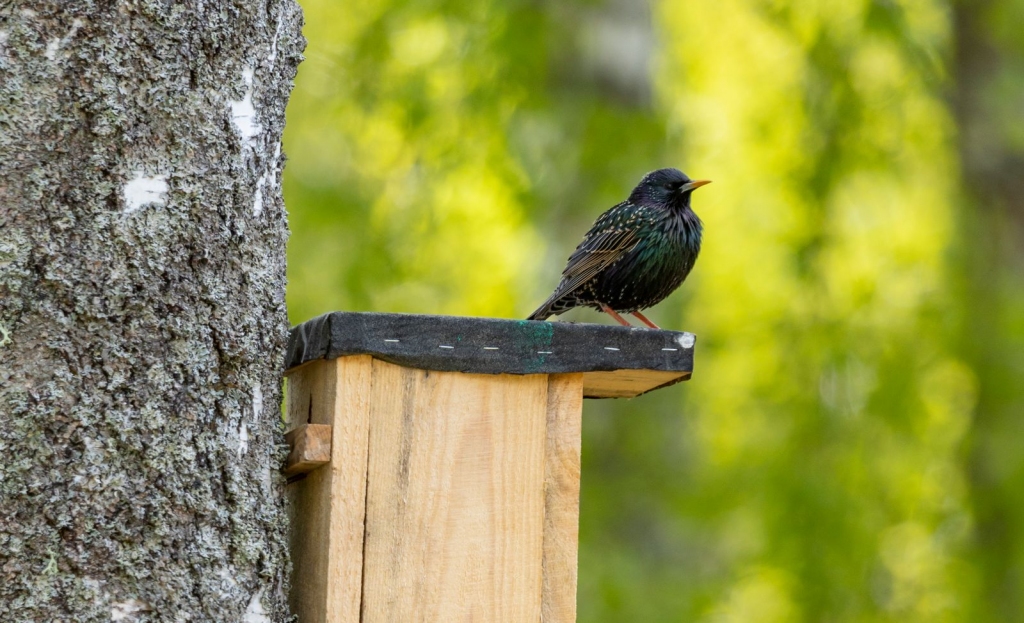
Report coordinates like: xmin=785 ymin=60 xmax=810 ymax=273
xmin=632 ymin=311 xmax=660 ymax=330
xmin=599 ymin=303 xmax=633 ymax=327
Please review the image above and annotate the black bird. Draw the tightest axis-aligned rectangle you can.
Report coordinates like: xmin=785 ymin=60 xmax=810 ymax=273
xmin=528 ymin=168 xmax=710 ymax=329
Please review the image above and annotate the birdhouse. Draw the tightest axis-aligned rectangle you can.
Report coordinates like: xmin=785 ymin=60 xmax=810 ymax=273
xmin=283 ymin=312 xmax=695 ymax=622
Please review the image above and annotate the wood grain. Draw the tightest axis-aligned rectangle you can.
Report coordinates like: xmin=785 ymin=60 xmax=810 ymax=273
xmin=360 ymin=360 xmax=549 ymax=622
xmin=283 ymin=423 xmax=332 ymax=477
xmin=286 ymin=355 xmax=373 ymax=623
xmin=582 ymin=368 xmax=690 ymax=398
xmin=542 ymin=373 xmax=584 ymax=622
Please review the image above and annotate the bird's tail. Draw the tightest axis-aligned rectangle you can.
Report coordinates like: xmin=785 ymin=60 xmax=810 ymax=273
xmin=527 ymin=293 xmax=562 ymax=321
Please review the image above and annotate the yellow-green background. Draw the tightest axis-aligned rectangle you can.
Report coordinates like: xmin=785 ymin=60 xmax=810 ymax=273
xmin=283 ymin=0 xmax=1024 ymax=620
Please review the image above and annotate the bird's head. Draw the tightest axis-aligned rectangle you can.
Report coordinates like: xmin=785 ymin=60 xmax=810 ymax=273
xmin=629 ymin=168 xmax=711 ymax=209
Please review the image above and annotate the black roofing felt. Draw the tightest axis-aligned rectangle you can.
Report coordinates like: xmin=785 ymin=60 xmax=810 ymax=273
xmin=286 ymin=312 xmax=695 ymax=378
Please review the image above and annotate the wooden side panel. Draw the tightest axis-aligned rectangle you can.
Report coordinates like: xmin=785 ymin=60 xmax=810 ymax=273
xmin=360 ymin=361 xmax=549 ymax=623
xmin=286 ymin=355 xmax=373 ymax=623
xmin=542 ymin=373 xmax=584 ymax=623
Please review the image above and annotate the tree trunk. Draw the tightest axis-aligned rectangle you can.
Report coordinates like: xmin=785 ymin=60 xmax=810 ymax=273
xmin=0 ymin=2 xmax=304 ymax=621
xmin=952 ymin=1 xmax=1024 ymax=618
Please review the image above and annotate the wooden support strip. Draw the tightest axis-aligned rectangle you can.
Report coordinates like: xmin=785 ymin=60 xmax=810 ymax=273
xmin=283 ymin=423 xmax=332 ymax=477
xmin=542 ymin=373 xmax=584 ymax=622
xmin=581 ymin=368 xmax=689 ymax=398
xmin=286 ymin=355 xmax=373 ymax=623
xmin=360 ymin=361 xmax=550 ymax=622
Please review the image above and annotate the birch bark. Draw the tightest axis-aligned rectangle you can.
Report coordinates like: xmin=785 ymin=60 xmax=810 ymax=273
xmin=0 ymin=2 xmax=304 ymax=620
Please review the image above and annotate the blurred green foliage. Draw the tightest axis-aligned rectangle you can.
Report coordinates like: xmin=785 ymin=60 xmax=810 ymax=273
xmin=283 ymin=0 xmax=1024 ymax=620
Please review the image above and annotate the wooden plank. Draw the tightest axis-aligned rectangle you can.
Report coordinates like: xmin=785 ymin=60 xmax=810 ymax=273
xmin=285 ymin=312 xmax=695 ymax=398
xmin=286 ymin=355 xmax=373 ymax=623
xmin=581 ymin=369 xmax=691 ymax=399
xmin=542 ymin=373 xmax=584 ymax=623
xmin=360 ymin=361 xmax=549 ymax=622
xmin=283 ymin=423 xmax=332 ymax=477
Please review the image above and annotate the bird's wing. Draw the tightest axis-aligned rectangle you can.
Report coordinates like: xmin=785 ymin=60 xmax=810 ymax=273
xmin=548 ymin=204 xmax=641 ymax=301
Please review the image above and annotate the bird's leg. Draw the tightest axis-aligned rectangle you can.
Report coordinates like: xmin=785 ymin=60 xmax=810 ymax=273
xmin=632 ymin=311 xmax=660 ymax=330
xmin=598 ymin=302 xmax=633 ymax=327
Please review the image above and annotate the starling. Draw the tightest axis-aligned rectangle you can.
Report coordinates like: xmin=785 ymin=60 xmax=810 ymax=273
xmin=527 ymin=168 xmax=710 ymax=329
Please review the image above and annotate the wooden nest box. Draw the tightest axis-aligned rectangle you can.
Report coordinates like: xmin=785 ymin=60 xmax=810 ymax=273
xmin=284 ymin=312 xmax=695 ymax=622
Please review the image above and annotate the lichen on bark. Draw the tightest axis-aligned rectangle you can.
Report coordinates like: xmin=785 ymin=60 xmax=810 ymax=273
xmin=0 ymin=2 xmax=305 ymax=621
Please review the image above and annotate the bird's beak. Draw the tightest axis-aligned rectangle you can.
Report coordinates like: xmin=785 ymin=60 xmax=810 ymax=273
xmin=682 ymin=179 xmax=711 ymax=192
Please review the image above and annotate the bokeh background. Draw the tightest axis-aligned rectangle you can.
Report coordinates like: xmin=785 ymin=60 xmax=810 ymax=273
xmin=282 ymin=0 xmax=1024 ymax=620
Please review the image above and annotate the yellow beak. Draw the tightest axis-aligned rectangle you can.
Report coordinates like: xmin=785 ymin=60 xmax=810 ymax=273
xmin=683 ymin=179 xmax=712 ymax=191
